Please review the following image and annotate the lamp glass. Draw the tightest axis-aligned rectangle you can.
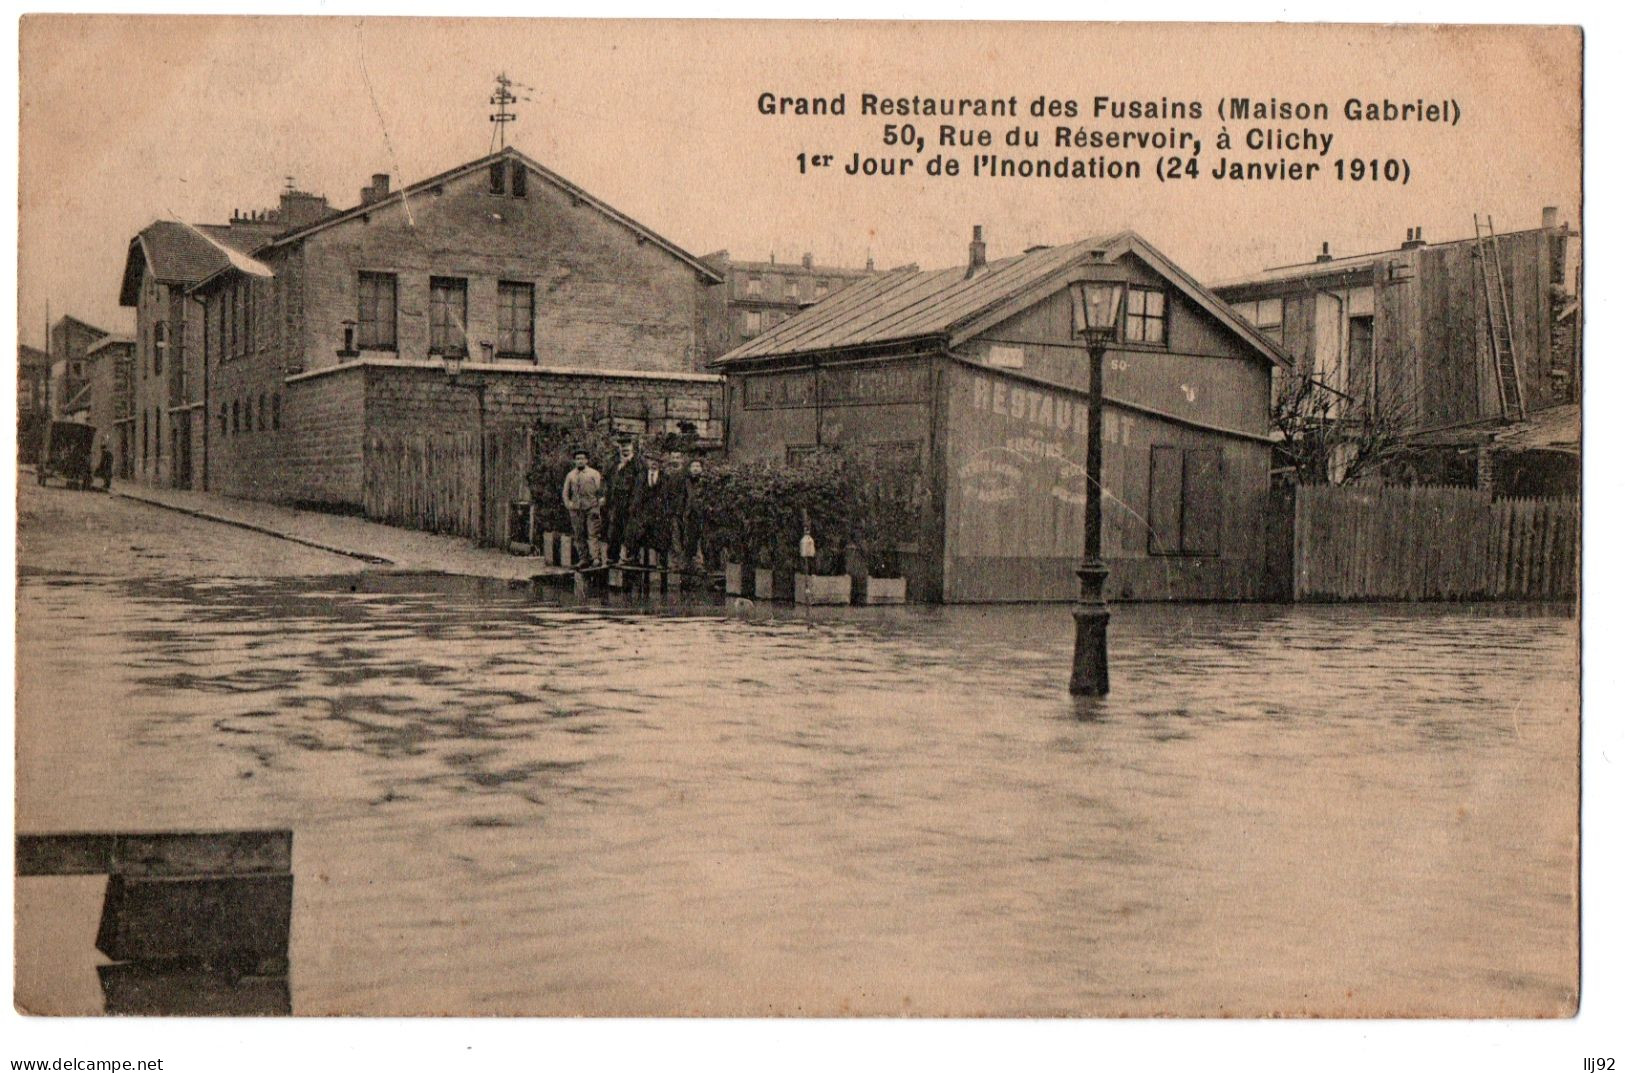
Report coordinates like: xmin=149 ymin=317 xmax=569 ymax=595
xmin=1078 ymin=280 xmax=1125 ymax=345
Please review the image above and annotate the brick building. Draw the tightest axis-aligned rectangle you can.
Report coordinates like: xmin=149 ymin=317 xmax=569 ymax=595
xmin=185 ymin=146 xmax=724 ymax=522
xmin=117 ymin=188 xmax=333 ymax=488
xmin=696 ymin=251 xmax=879 ymax=362
xmin=83 ymin=336 xmax=135 ymax=476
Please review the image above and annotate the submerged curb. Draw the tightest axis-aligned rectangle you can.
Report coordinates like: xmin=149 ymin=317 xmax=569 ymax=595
xmin=112 ymin=490 xmax=396 ymax=566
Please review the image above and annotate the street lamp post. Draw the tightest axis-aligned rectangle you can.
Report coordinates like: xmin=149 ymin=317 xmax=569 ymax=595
xmin=1069 ymin=264 xmax=1127 ymax=696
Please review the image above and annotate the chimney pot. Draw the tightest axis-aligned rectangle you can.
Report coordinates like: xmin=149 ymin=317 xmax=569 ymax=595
xmin=966 ymin=225 xmax=988 ymax=279
xmin=802 ymin=252 xmax=813 ymax=269
xmin=1315 ymin=241 xmax=1333 ymax=263
xmin=1542 ymin=206 xmax=1559 ymax=230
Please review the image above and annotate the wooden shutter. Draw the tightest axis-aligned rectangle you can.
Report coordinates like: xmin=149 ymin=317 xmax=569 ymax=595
xmin=1180 ymin=448 xmax=1223 ymax=556
xmin=1147 ymin=445 xmax=1183 ymax=555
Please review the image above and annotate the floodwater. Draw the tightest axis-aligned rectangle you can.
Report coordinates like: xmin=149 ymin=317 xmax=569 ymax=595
xmin=15 ymin=570 xmax=1578 ymax=1017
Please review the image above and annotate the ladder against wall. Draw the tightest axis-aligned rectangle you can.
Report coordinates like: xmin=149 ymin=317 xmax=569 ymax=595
xmin=1474 ymin=214 xmax=1525 ymax=422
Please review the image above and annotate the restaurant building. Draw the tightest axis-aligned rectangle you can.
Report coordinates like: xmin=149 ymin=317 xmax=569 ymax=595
xmin=713 ymin=228 xmax=1288 ymax=603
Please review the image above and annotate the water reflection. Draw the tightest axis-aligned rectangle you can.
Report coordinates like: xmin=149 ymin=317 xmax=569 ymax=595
xmin=15 ymin=568 xmax=1578 ymax=1016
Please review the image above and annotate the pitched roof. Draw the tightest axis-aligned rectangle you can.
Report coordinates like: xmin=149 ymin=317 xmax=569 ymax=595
xmin=120 ymin=221 xmax=233 ymax=305
xmin=714 ymin=231 xmax=1287 ymax=369
xmin=255 ymin=146 xmax=723 ymax=282
xmin=85 ymin=335 xmax=135 ymax=358
xmin=122 ymin=220 xmax=277 ymax=304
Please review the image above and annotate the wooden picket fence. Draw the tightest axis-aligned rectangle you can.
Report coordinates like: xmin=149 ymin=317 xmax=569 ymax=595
xmin=1292 ymin=484 xmax=1578 ymax=601
xmin=363 ymin=427 xmax=532 ymax=546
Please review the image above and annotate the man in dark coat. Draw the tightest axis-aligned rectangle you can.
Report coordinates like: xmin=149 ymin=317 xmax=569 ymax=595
xmin=602 ymin=439 xmax=641 ymax=565
xmin=678 ymin=457 xmax=708 ymax=570
xmin=627 ymin=452 xmax=677 ymax=566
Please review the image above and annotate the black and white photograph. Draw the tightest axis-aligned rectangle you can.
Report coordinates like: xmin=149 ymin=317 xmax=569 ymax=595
xmin=4 ymin=11 xmax=1602 ymax=1068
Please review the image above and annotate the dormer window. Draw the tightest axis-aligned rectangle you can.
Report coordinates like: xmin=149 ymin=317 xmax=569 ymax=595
xmin=510 ymin=162 xmax=527 ymax=197
xmin=489 ymin=161 xmax=506 ymax=195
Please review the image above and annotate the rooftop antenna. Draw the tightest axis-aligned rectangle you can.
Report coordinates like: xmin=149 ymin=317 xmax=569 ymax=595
xmin=489 ymin=72 xmax=532 ymax=150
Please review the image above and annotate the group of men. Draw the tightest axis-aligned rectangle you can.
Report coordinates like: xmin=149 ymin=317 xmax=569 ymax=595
xmin=560 ymin=439 xmax=709 ymax=571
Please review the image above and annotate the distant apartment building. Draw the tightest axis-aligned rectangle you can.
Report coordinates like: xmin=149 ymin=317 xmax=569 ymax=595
xmin=17 ymin=343 xmax=51 ymax=463
xmin=1211 ymin=207 xmax=1580 ymax=495
xmin=47 ymin=315 xmax=110 ymax=420
xmin=696 ymin=251 xmax=879 ymax=362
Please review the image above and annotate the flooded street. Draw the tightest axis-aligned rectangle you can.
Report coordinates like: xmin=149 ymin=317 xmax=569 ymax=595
xmin=15 ymin=486 xmax=1578 ymax=1016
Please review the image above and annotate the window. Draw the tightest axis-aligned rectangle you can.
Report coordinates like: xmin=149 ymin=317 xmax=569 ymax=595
xmin=510 ymin=162 xmax=527 ymax=197
xmin=815 ymin=279 xmax=830 ymax=298
xmin=357 ymin=272 xmax=398 ymax=350
xmin=1234 ymin=298 xmax=1283 ymax=344
xmin=429 ymin=277 xmax=469 ymax=355
xmin=215 ymin=290 xmax=226 ymax=362
xmin=258 ymin=393 xmax=267 ymax=433
xmin=496 ymin=281 xmax=534 ymax=358
xmin=784 ymin=278 xmax=799 ymax=303
xmin=1347 ymin=314 xmax=1374 ymax=378
xmin=232 ymin=399 xmax=240 ymax=434
xmin=489 ymin=161 xmax=506 ymax=195
xmin=219 ymin=403 xmax=227 ymax=434
xmin=746 ymin=276 xmax=763 ymax=298
xmin=141 ymin=411 xmax=148 ymax=463
xmin=153 ymin=321 xmax=167 ymax=375
xmin=1147 ymin=446 xmax=1221 ymax=557
xmin=271 ymin=393 xmax=281 ymax=431
xmin=1123 ymin=286 xmax=1167 ymax=345
xmin=743 ymin=310 xmax=762 ymax=337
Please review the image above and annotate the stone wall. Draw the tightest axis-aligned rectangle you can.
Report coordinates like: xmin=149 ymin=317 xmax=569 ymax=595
xmin=268 ymin=360 xmax=723 ymax=512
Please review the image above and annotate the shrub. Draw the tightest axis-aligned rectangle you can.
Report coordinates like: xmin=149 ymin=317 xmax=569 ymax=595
xmin=695 ymin=447 xmax=925 ymax=575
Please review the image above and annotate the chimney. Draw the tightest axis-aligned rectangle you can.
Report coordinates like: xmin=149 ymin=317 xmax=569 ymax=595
xmin=278 ymin=190 xmax=332 ymax=230
xmin=966 ymin=225 xmax=987 ymax=279
xmin=1400 ymin=225 xmax=1427 ymax=251
xmin=1542 ymin=206 xmax=1559 ymax=230
xmin=865 ymin=256 xmax=875 ymax=272
xmin=1314 ymin=241 xmax=1333 ymax=263
xmin=359 ymin=172 xmax=390 ymax=206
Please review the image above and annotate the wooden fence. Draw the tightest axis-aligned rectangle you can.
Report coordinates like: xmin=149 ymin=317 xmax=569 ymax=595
xmin=1292 ymin=484 xmax=1578 ymax=601
xmin=364 ymin=428 xmax=533 ymax=546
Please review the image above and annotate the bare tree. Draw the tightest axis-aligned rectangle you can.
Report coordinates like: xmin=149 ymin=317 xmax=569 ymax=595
xmin=1270 ymin=371 xmax=1415 ymax=486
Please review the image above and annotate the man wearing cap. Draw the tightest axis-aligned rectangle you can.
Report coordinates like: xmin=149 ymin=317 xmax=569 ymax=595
xmin=561 ymin=448 xmax=605 ymax=568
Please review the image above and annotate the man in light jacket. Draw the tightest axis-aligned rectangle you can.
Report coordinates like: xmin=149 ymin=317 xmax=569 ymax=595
xmin=561 ymin=449 xmax=605 ymax=568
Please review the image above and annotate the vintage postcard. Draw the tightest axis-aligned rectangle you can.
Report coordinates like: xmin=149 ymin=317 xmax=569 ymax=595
xmin=12 ymin=17 xmax=1581 ymax=1023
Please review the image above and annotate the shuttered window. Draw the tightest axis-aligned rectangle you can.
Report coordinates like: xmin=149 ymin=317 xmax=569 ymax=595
xmin=1147 ymin=445 xmax=1222 ymax=556
xmin=429 ymin=277 xmax=468 ymax=355
xmin=357 ymin=272 xmax=397 ymax=350
xmin=497 ymin=281 xmax=534 ymax=358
